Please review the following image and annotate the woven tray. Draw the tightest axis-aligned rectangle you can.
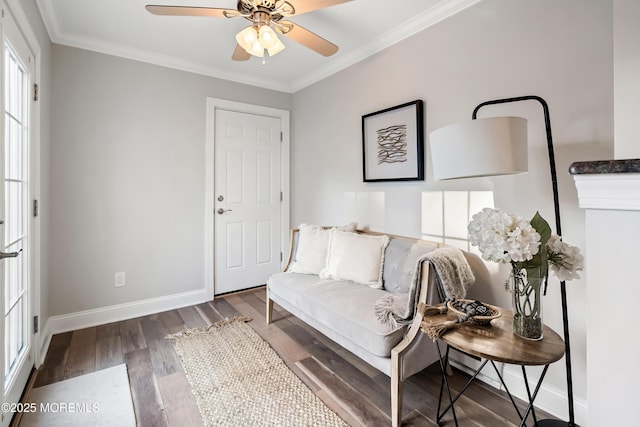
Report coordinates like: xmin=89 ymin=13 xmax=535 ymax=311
xmin=447 ymin=299 xmax=502 ymax=325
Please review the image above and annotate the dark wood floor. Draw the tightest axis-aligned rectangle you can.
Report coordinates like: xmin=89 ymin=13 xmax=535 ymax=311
xmin=30 ymin=287 xmax=555 ymax=426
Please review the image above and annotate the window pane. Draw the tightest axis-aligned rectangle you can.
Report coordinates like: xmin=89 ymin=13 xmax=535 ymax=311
xmin=421 ymin=191 xmax=443 ymax=236
xmin=444 ymin=191 xmax=469 ymax=239
xmin=470 ymin=191 xmax=495 ymax=216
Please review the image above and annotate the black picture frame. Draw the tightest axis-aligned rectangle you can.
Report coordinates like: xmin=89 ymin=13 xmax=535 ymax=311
xmin=362 ymin=100 xmax=424 ymax=182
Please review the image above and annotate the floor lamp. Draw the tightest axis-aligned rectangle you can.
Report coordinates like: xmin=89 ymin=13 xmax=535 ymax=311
xmin=429 ymin=95 xmax=577 ymax=427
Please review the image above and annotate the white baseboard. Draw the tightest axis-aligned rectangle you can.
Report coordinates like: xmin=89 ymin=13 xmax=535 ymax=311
xmin=37 ymin=288 xmax=210 ymax=366
xmin=37 ymin=323 xmax=52 ymax=367
xmin=450 ymin=355 xmax=587 ymax=426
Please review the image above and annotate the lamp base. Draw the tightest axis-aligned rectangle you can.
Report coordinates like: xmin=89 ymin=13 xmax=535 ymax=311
xmin=536 ymin=420 xmax=580 ymax=427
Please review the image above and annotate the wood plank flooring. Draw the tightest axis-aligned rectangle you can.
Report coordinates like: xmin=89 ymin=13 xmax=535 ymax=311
xmin=31 ymin=287 xmax=557 ymax=426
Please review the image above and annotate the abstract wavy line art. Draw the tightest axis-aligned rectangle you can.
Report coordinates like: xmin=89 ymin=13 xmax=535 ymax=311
xmin=377 ymin=124 xmax=407 ymax=164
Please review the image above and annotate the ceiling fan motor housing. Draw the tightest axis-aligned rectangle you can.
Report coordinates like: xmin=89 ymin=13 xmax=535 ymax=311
xmin=238 ymin=0 xmax=294 ymax=23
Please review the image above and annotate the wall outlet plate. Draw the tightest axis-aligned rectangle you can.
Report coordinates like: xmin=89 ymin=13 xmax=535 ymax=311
xmin=115 ymin=272 xmax=125 ymax=288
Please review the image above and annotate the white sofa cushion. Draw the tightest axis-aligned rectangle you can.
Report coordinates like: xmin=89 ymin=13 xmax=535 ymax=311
xmin=268 ymin=272 xmax=405 ymax=357
xmin=320 ymin=230 xmax=390 ymax=289
xmin=288 ymin=223 xmax=356 ymax=275
xmin=288 ymin=224 xmax=331 ymax=274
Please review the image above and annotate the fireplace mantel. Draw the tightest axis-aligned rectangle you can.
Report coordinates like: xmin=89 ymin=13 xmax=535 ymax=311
xmin=570 ymin=159 xmax=640 ymax=210
xmin=570 ymin=158 xmax=640 ymax=427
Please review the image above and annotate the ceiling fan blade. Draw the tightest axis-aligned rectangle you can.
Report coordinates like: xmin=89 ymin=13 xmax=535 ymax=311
xmin=286 ymin=0 xmax=352 ymax=16
xmin=232 ymin=44 xmax=251 ymax=61
xmin=145 ymin=5 xmax=228 ymax=18
xmin=278 ymin=21 xmax=338 ymax=56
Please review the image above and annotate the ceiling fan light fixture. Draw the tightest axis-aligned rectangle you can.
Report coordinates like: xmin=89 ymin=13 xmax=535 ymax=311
xmin=236 ymin=22 xmax=285 ymax=58
xmin=236 ymin=25 xmax=258 ymax=51
xmin=267 ymin=37 xmax=285 ymax=56
xmin=258 ymin=24 xmax=278 ymax=49
xmin=249 ymin=40 xmax=264 ymax=57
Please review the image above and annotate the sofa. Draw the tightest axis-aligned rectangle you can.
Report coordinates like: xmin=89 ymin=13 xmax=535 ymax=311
xmin=266 ymin=225 xmax=488 ymax=426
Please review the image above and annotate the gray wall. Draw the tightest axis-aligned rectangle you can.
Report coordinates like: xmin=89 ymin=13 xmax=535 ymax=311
xmin=290 ymin=0 xmax=613 ymax=423
xmin=50 ymin=45 xmax=291 ymax=315
xmin=614 ymin=0 xmax=640 ymax=158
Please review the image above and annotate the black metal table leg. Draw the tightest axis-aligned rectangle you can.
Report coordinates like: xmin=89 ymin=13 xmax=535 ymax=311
xmin=518 ymin=364 xmax=550 ymax=427
xmin=436 ymin=341 xmax=458 ymax=426
xmin=437 ymin=343 xmax=489 ymax=426
xmin=435 ymin=349 xmax=553 ymax=427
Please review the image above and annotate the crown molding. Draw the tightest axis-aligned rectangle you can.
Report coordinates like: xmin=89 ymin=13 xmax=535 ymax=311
xmin=290 ymin=0 xmax=482 ymax=92
xmin=54 ymin=30 xmax=293 ymax=92
xmin=37 ymin=0 xmax=480 ymax=93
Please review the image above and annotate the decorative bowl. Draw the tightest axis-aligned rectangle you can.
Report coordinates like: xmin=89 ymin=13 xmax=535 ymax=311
xmin=447 ymin=299 xmax=502 ymax=325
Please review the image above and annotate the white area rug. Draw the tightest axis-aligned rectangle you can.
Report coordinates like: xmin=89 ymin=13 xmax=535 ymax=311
xmin=21 ymin=363 xmax=136 ymax=427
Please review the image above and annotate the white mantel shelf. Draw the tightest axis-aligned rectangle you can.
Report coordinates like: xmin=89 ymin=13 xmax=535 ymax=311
xmin=570 ymin=159 xmax=640 ymax=211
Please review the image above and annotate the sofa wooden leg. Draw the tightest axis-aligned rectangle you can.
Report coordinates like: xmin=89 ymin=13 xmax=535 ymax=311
xmin=391 ymin=373 xmax=402 ymax=427
xmin=391 ymin=349 xmax=403 ymax=427
xmin=266 ymin=293 xmax=273 ymax=324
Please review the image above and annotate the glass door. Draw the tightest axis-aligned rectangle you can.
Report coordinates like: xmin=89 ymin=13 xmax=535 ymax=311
xmin=1 ymin=3 xmax=34 ymax=424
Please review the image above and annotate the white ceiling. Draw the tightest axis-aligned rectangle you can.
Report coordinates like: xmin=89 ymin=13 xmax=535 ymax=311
xmin=36 ymin=0 xmax=480 ymax=93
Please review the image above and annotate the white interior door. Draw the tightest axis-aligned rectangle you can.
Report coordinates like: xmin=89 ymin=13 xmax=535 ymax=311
xmin=1 ymin=3 xmax=34 ymax=425
xmin=214 ymin=109 xmax=282 ymax=295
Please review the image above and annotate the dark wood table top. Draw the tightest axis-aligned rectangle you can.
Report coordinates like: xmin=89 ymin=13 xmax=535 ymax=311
xmin=425 ymin=309 xmax=565 ymax=366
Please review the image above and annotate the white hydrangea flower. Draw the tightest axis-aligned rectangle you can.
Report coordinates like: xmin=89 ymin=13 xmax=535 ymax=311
xmin=468 ymin=208 xmax=540 ymax=264
xmin=547 ymin=234 xmax=584 ymax=281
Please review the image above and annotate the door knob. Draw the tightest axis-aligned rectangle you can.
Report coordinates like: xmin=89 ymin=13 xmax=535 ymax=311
xmin=217 ymin=208 xmax=232 ymax=215
xmin=0 ymin=249 xmax=21 ymax=259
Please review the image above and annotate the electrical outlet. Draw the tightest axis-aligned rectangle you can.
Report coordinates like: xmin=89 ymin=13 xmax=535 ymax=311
xmin=115 ymin=272 xmax=125 ymax=288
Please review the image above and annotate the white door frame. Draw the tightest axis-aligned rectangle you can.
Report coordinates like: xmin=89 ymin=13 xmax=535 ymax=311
xmin=205 ymin=98 xmax=290 ymax=299
xmin=1 ymin=0 xmax=41 ymax=369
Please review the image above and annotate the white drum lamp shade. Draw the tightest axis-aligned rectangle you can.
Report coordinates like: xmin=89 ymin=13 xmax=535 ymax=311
xmin=429 ymin=116 xmax=528 ymax=180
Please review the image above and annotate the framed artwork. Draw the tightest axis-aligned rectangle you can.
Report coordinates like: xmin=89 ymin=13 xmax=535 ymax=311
xmin=362 ymin=100 xmax=424 ymax=182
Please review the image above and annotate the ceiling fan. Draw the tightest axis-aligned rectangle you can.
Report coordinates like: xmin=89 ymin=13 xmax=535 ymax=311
xmin=145 ymin=0 xmax=353 ymax=62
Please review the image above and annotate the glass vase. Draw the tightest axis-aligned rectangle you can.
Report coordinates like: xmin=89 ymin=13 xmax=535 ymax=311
xmin=510 ymin=267 xmax=544 ymax=340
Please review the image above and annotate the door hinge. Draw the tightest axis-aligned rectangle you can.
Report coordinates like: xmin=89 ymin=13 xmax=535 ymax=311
xmin=34 ymin=83 xmax=39 ymax=101
xmin=33 ymin=316 xmax=39 ymax=334
xmin=280 ymin=252 xmax=283 ymax=262
xmin=280 ymin=191 xmax=283 ymax=202
xmin=280 ymin=131 xmax=283 ymax=142
xmin=33 ymin=199 xmax=38 ymax=217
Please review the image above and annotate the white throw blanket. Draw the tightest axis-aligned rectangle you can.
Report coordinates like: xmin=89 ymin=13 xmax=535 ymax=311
xmin=375 ymin=247 xmax=475 ymax=328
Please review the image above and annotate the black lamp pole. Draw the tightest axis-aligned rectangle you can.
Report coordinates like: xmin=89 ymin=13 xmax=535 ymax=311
xmin=472 ymin=95 xmax=577 ymax=427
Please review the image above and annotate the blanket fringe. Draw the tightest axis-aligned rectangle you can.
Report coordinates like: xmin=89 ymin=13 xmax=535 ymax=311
xmin=418 ymin=302 xmax=467 ymax=341
xmin=166 ymin=316 xmax=252 ymax=339
xmin=374 ymin=294 xmax=399 ymax=329
xmin=420 ymin=319 xmax=462 ymax=341
xmin=417 ymin=303 xmax=448 ymax=317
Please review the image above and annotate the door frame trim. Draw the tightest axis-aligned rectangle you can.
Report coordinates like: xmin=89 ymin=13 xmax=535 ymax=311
xmin=205 ymin=98 xmax=290 ymax=299
xmin=0 ymin=0 xmax=42 ymax=416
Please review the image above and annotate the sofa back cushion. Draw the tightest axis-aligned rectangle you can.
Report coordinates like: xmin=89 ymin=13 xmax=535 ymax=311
xmin=383 ymin=239 xmax=438 ymax=293
xmin=288 ymin=223 xmax=356 ymax=275
xmin=319 ymin=230 xmax=390 ymax=289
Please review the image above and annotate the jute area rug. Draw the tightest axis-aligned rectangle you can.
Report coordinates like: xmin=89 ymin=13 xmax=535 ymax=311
xmin=168 ymin=317 xmax=348 ymax=427
xmin=21 ymin=363 xmax=136 ymax=426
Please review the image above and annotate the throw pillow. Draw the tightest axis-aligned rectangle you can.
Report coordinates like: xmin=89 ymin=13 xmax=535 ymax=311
xmin=320 ymin=230 xmax=390 ymax=289
xmin=288 ymin=223 xmax=356 ymax=274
